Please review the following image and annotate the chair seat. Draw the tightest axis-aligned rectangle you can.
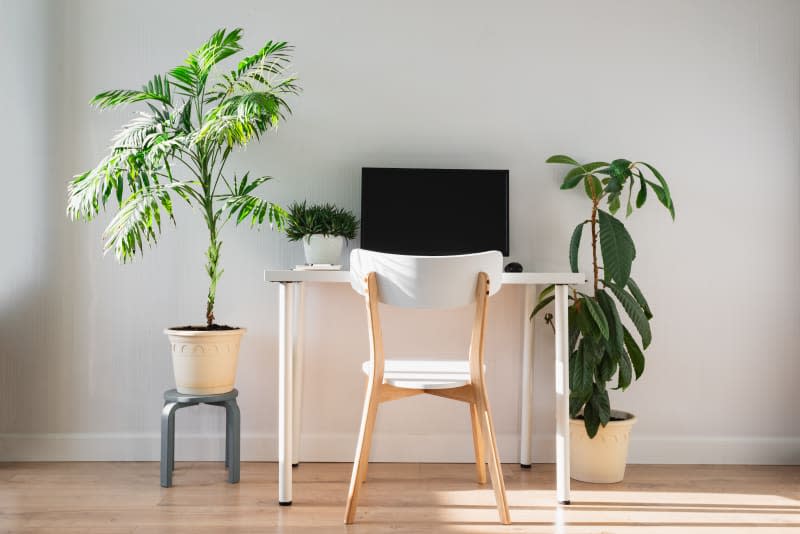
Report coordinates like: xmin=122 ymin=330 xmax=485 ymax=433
xmin=362 ymin=359 xmax=474 ymax=390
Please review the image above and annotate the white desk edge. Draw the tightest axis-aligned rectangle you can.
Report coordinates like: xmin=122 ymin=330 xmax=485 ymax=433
xmin=265 ymin=269 xmax=586 ymax=285
xmin=263 ymin=268 xmax=586 ymax=507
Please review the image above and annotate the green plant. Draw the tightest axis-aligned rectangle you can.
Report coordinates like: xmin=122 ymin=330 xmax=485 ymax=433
xmin=67 ymin=28 xmax=299 ymax=327
xmin=284 ymin=201 xmax=359 ymax=241
xmin=533 ymin=155 xmax=675 ymax=437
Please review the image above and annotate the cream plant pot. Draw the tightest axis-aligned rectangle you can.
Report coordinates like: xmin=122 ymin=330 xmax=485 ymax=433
xmin=302 ymin=234 xmax=344 ymax=265
xmin=570 ymin=411 xmax=636 ymax=483
xmin=165 ymin=328 xmax=246 ymax=395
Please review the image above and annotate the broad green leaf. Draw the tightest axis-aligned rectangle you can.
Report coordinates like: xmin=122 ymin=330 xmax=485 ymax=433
xmin=641 ymin=162 xmax=674 ymax=219
xmin=569 ymin=349 xmax=580 ymax=392
xmin=616 ymin=348 xmax=633 ymax=390
xmin=591 ymin=384 xmax=611 ymax=426
xmin=598 ymin=351 xmax=617 ymax=382
xmin=568 ymin=306 xmax=580 ymax=353
xmin=580 ymin=161 xmax=610 ymax=172
xmin=626 ymin=277 xmax=653 ymax=319
xmin=583 ymin=399 xmax=600 ymax=437
xmin=623 ymin=327 xmax=645 ymax=378
xmin=569 ymin=390 xmax=588 ymax=419
xmin=609 ymin=192 xmax=621 ymax=214
xmin=645 ymin=178 xmax=675 ymax=219
xmin=605 ymin=176 xmax=623 ymax=194
xmin=569 ymin=222 xmax=586 ymax=273
xmin=530 ymin=295 xmax=554 ymax=319
xmin=606 ymin=280 xmax=652 ymax=348
xmin=581 ymin=296 xmax=609 ymax=340
xmin=596 ymin=290 xmax=624 ymax=357
xmin=581 ymin=333 xmax=603 ymax=366
xmin=575 ymin=301 xmax=597 ymax=337
xmin=570 ymin=344 xmax=592 ymax=396
xmin=560 ymin=166 xmax=586 ymax=189
xmin=538 ymin=284 xmax=555 ymax=303
xmin=636 ymin=174 xmax=647 ymax=208
xmin=598 ymin=210 xmax=636 ymax=286
xmin=609 ymin=159 xmax=632 ymax=181
xmin=584 ymin=175 xmax=603 ymax=200
xmin=546 ymin=154 xmax=579 ymax=165
xmin=626 ymin=180 xmax=634 ymax=217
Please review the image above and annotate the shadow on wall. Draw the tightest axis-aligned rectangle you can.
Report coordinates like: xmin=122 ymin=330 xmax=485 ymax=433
xmin=0 ymin=0 xmax=75 ymax=437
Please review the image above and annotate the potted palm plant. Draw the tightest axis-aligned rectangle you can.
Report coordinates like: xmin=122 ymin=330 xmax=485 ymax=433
xmin=533 ymin=154 xmax=675 ymax=482
xmin=67 ymin=28 xmax=299 ymax=394
xmin=285 ymin=201 xmax=359 ymax=265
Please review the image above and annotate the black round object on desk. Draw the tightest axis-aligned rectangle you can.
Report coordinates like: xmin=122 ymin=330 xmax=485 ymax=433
xmin=504 ymin=262 xmax=523 ymax=273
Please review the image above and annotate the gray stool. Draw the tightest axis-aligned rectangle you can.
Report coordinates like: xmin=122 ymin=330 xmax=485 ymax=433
xmin=160 ymin=388 xmax=240 ymax=487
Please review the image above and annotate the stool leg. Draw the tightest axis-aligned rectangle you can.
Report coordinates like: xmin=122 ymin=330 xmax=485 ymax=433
xmin=161 ymin=401 xmax=180 ymax=488
xmin=225 ymin=400 xmax=240 ymax=484
xmin=225 ymin=408 xmax=230 ymax=469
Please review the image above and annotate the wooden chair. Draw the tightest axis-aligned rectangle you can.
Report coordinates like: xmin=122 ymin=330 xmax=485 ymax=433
xmin=345 ymin=249 xmax=511 ymax=525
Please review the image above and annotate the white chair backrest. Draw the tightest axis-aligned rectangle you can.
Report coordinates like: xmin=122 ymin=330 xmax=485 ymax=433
xmin=350 ymin=249 xmax=503 ymax=309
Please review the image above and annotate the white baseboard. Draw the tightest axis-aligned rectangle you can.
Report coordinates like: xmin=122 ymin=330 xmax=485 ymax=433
xmin=1 ymin=432 xmax=798 ymax=464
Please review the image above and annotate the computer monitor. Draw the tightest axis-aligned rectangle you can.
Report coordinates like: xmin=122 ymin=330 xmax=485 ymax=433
xmin=360 ymin=167 xmax=509 ymax=256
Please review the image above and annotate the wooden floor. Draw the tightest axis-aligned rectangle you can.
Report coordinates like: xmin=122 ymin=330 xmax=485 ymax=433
xmin=0 ymin=462 xmax=798 ymax=533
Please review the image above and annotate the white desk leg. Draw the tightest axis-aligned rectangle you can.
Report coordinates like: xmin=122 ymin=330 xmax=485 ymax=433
xmin=292 ymin=283 xmax=305 ymax=467
xmin=519 ymin=284 xmax=536 ymax=468
xmin=278 ymin=282 xmax=294 ymax=505
xmin=554 ymin=284 xmax=571 ymax=504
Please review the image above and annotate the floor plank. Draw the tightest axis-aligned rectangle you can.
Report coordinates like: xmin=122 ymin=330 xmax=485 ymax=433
xmin=0 ymin=462 xmax=797 ymax=533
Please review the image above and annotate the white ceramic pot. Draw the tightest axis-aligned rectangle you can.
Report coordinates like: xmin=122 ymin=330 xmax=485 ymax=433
xmin=165 ymin=328 xmax=246 ymax=395
xmin=303 ymin=234 xmax=344 ymax=265
xmin=570 ymin=410 xmax=636 ymax=483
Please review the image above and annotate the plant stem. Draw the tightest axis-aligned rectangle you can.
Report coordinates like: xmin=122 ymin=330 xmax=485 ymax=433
xmin=590 ymin=199 xmax=599 ymax=294
xmin=198 ymin=149 xmax=221 ymax=327
xmin=205 ymin=236 xmax=220 ymax=326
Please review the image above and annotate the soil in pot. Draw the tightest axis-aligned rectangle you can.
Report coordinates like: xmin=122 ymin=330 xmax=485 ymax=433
xmin=170 ymin=324 xmax=239 ymax=331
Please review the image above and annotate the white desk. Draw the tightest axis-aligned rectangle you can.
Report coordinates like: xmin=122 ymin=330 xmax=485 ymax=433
xmin=264 ymin=269 xmax=585 ymax=505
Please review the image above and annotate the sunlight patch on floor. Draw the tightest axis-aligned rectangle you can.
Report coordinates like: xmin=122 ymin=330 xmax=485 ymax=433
xmin=429 ymin=488 xmax=800 ymax=532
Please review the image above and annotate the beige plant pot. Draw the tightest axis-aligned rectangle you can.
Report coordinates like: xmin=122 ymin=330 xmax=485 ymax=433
xmin=165 ymin=328 xmax=246 ymax=395
xmin=570 ymin=411 xmax=636 ymax=483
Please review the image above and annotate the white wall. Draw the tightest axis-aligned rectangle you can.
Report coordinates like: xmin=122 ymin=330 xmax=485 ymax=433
xmin=1 ymin=0 xmax=798 ymax=464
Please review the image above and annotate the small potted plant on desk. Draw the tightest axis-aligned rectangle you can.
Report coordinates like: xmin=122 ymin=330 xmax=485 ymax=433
xmin=533 ymin=154 xmax=675 ymax=483
xmin=285 ymin=201 xmax=359 ymax=266
xmin=67 ymin=28 xmax=299 ymax=394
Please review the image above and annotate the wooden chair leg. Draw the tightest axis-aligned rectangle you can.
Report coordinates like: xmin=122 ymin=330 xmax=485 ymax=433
xmin=469 ymin=401 xmax=487 ymax=484
xmin=476 ymin=387 xmax=511 ymax=524
xmin=344 ymin=384 xmax=380 ymax=524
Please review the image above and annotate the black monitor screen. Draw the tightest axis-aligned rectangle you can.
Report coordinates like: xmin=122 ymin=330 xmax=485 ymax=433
xmin=360 ymin=167 xmax=509 ymax=256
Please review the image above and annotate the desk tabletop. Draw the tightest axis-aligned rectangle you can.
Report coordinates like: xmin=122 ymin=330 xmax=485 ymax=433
xmin=264 ymin=269 xmax=586 ymax=285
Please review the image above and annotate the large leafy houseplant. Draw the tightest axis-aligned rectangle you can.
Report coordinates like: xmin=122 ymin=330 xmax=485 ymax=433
xmin=533 ymin=155 xmax=674 ymax=437
xmin=67 ymin=28 xmax=299 ymax=327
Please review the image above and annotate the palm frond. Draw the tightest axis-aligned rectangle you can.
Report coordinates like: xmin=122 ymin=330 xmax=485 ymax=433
xmin=197 ymin=28 xmax=243 ymax=72
xmin=145 ymin=134 xmax=190 ymax=169
xmin=110 ymin=112 xmax=164 ymax=151
xmin=169 ymin=28 xmax=243 ymax=98
xmin=91 ymin=74 xmax=172 ymax=108
xmin=197 ymin=89 xmax=294 ymax=146
xmin=207 ymin=40 xmax=294 ymax=103
xmin=102 ymin=182 xmax=196 ymax=262
xmin=69 ymin=127 xmax=195 ymax=222
xmin=221 ymin=193 xmax=287 ymax=229
xmin=67 ymin=156 xmax=119 ymax=221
